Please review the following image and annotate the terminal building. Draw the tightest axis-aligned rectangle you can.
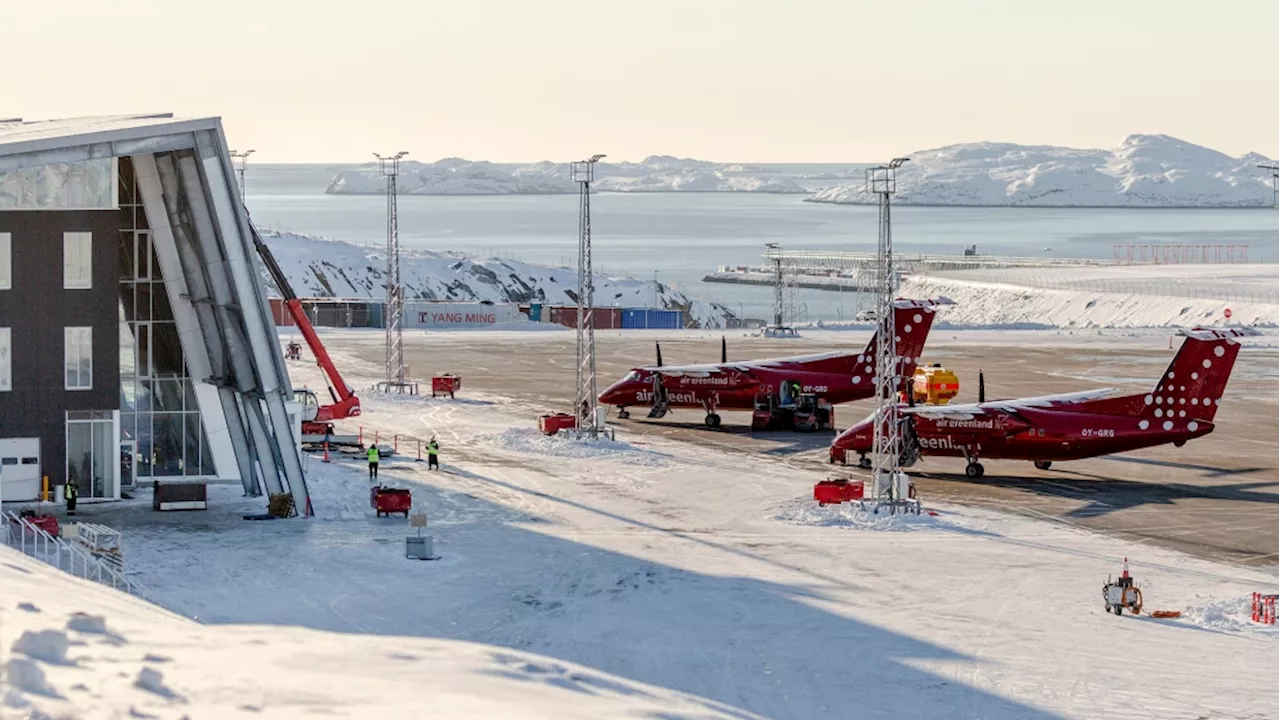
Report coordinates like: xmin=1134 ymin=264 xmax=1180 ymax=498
xmin=0 ymin=115 xmax=309 ymax=512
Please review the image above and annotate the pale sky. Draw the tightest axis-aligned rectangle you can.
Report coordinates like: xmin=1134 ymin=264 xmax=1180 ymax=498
xmin=4 ymin=0 xmax=1277 ymax=162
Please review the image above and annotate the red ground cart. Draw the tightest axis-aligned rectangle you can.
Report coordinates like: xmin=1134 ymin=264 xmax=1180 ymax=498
xmin=370 ymin=486 xmax=412 ymax=518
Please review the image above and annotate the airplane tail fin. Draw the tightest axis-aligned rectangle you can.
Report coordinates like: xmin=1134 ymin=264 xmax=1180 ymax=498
xmin=859 ymin=297 xmax=954 ymax=378
xmin=1140 ymin=327 xmax=1258 ymax=423
xmin=1080 ymin=327 xmax=1258 ymax=422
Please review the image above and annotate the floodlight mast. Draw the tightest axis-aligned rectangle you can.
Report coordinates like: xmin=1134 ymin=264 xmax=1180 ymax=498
xmin=375 ymin=151 xmax=410 ymax=391
xmin=572 ymin=154 xmax=606 ymax=439
xmin=229 ymin=149 xmax=255 ymax=203
xmin=1259 ymin=163 xmax=1279 ymax=208
xmin=866 ymin=157 xmax=912 ymax=512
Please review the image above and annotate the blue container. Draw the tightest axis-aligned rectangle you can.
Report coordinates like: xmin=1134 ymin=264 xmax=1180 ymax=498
xmin=621 ymin=308 xmax=647 ymax=329
xmin=647 ymin=309 xmax=683 ymax=329
xmin=529 ymin=302 xmax=542 ymax=322
xmin=369 ymin=302 xmax=385 ymax=328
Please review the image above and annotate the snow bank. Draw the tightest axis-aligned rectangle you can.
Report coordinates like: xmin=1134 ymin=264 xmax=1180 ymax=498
xmin=1179 ymin=595 xmax=1280 ymax=635
xmin=772 ymin=497 xmax=962 ymax=532
xmin=259 ymin=230 xmax=735 ymax=328
xmin=326 ymin=156 xmax=807 ymax=196
xmin=481 ymin=428 xmax=672 ymax=467
xmin=899 ymin=267 xmax=1279 ymax=328
xmin=0 ymin=548 xmax=750 ymax=718
xmin=809 ymin=135 xmax=1276 ymax=207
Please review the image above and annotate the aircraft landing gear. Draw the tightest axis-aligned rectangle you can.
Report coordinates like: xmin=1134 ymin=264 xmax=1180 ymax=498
xmin=701 ymin=396 xmax=721 ymax=429
xmin=1033 ymin=460 xmax=1052 ymax=471
xmin=965 ymin=462 xmax=985 ymax=479
xmin=617 ymin=407 xmax=630 ymax=419
xmin=704 ymin=413 xmax=722 ymax=428
xmin=857 ymin=454 xmax=871 ymax=469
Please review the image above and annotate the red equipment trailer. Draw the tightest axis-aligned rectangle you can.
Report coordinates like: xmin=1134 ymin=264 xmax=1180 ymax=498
xmin=371 ymin=486 xmax=412 ymax=518
xmin=814 ymin=478 xmax=864 ymax=506
xmin=538 ymin=413 xmax=577 ymax=436
xmin=432 ymin=374 xmax=461 ymax=398
xmin=248 ymin=220 xmax=362 ymax=451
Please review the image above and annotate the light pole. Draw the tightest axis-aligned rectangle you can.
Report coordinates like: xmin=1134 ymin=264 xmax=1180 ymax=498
xmin=572 ymin=153 xmax=606 ymax=439
xmin=1258 ymin=163 xmax=1278 ymax=208
xmin=229 ymin=149 xmax=255 ymax=203
xmin=375 ymin=150 xmax=410 ymax=392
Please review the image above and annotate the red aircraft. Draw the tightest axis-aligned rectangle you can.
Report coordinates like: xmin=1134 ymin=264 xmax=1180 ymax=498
xmin=597 ymin=298 xmax=954 ymax=428
xmin=829 ymin=327 xmax=1260 ymax=477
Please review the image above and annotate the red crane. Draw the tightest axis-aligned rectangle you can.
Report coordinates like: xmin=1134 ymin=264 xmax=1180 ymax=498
xmin=248 ymin=222 xmax=361 ymax=446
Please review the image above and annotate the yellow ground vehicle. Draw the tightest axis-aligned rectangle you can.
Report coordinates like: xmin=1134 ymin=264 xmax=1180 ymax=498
xmin=912 ymin=363 xmax=960 ymax=405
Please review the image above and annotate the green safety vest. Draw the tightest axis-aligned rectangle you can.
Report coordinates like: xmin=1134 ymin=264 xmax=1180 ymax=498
xmin=367 ymin=447 xmax=380 ymax=462
xmin=64 ymin=483 xmax=77 ymax=499
xmin=427 ymin=442 xmax=439 ymax=456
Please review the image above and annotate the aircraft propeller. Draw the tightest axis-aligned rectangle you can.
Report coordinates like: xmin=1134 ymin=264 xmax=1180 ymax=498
xmin=721 ymin=336 xmax=727 ymax=363
xmin=978 ymin=369 xmax=986 ymax=403
xmin=655 ymin=342 xmax=663 ymax=367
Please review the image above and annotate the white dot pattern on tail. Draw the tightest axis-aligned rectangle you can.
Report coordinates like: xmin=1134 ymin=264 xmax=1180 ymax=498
xmin=1144 ymin=395 xmax=1153 ymax=405
xmin=913 ymin=313 xmax=922 ymax=323
xmin=852 ymin=376 xmax=861 ymax=384
xmin=1188 ymin=421 xmax=1199 ymax=432
xmin=1202 ymin=359 xmax=1212 ymax=368
xmin=1155 ymin=409 xmax=1163 ymax=417
xmin=1163 ymin=420 xmax=1174 ymax=431
xmin=904 ymin=324 xmax=912 ymax=333
xmin=1138 ymin=419 xmax=1150 ymax=429
xmin=1213 ymin=345 xmax=1225 ymax=357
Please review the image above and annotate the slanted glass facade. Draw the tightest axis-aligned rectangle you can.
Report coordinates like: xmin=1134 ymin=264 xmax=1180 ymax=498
xmin=116 ymin=158 xmax=215 ymax=482
xmin=0 ymin=158 xmax=117 ymax=210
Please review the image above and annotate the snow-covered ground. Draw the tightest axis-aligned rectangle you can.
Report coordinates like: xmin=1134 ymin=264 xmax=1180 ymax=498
xmin=900 ymin=264 xmax=1278 ymax=328
xmin=0 ymin=548 xmax=751 ymax=719
xmin=809 ymin=135 xmax=1276 ymax=207
xmin=259 ymin=230 xmax=735 ymax=327
xmin=6 ymin=342 xmax=1275 ymax=719
xmin=326 ymin=155 xmax=808 ymax=196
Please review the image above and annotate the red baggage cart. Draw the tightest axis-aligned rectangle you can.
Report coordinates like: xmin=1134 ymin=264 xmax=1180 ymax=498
xmin=370 ymin=486 xmax=412 ymax=518
xmin=432 ymin=374 xmax=461 ymax=398
xmin=814 ymin=479 xmax=864 ymax=506
xmin=538 ymin=413 xmax=577 ymax=436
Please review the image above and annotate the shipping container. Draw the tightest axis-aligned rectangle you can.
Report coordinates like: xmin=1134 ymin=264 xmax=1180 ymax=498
xmin=527 ymin=302 xmax=542 ymax=321
xmin=621 ymin=308 xmax=683 ymax=329
xmin=404 ymin=302 xmax=527 ymax=329
xmin=539 ymin=305 xmax=551 ymax=323
xmin=269 ymin=298 xmax=382 ymax=328
xmin=547 ymin=306 xmax=621 ymax=329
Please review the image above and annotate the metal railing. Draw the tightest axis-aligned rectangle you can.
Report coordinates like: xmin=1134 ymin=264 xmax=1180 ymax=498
xmin=3 ymin=511 xmax=146 ymax=599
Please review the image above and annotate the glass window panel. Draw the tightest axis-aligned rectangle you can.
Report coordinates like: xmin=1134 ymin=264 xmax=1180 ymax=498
xmin=183 ymin=379 xmax=198 ymax=411
xmin=199 ymin=423 xmax=215 ymax=477
xmin=67 ymin=422 xmax=92 ymax=495
xmin=136 ymin=232 xmax=151 ymax=281
xmin=120 ymin=411 xmax=135 ymax=442
xmin=118 ymin=235 xmax=136 ymax=281
xmin=0 ymin=232 xmax=11 ymax=290
xmin=136 ymin=324 xmax=150 ymax=378
xmin=151 ymin=322 xmax=183 ymax=376
xmin=152 ymin=281 xmax=172 ymax=320
xmin=0 ymin=327 xmax=10 ymax=392
xmin=151 ymin=412 xmax=184 ymax=476
xmin=135 ymin=412 xmax=153 ymax=478
xmin=184 ymin=413 xmax=202 ymax=476
xmin=134 ymin=283 xmax=151 ymax=321
xmin=144 ymin=378 xmax=184 ymax=412
xmin=62 ymin=232 xmax=92 ymax=289
xmin=65 ymin=327 xmax=91 ymax=390
xmin=93 ymin=420 xmax=114 ymax=498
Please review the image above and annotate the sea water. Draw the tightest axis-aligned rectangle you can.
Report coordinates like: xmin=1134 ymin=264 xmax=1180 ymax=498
xmin=243 ymin=164 xmax=1279 ymax=322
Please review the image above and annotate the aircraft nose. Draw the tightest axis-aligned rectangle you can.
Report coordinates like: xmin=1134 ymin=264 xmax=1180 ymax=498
xmin=598 ymin=381 xmax=626 ymax=404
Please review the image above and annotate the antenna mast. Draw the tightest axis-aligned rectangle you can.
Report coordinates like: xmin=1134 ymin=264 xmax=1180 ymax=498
xmin=229 ymin=149 xmax=255 ymax=203
xmin=866 ymin=157 xmax=914 ymax=513
xmin=375 ymin=151 xmax=410 ymax=392
xmin=572 ymin=154 xmax=606 ymax=439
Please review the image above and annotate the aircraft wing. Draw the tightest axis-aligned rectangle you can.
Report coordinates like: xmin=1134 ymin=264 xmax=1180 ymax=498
xmin=646 ymin=351 xmax=858 ymax=376
xmin=903 ymin=387 xmax=1122 ymax=418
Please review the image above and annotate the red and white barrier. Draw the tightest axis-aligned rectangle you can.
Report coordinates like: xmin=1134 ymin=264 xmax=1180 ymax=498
xmin=1251 ymin=592 xmax=1277 ymax=624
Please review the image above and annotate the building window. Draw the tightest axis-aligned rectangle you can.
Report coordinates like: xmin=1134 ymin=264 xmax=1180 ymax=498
xmin=0 ymin=328 xmax=10 ymax=391
xmin=64 ymin=231 xmax=93 ymax=289
xmin=65 ymin=326 xmax=92 ymax=390
xmin=0 ymin=232 xmax=10 ymax=290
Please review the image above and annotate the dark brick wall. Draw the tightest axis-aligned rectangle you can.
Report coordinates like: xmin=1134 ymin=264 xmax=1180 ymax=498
xmin=0 ymin=210 xmax=122 ymax=485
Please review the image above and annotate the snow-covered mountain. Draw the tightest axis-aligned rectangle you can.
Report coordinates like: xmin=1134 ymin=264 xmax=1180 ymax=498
xmin=258 ymin=230 xmax=735 ymax=328
xmin=326 ymin=156 xmax=807 ymax=196
xmin=807 ymin=135 xmax=1277 ymax=207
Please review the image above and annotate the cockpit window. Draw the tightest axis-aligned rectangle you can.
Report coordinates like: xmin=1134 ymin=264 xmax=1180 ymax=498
xmin=624 ymin=371 xmax=641 ymax=382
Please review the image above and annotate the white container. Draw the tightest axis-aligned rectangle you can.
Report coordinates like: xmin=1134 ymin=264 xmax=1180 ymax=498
xmin=406 ymin=534 xmax=433 ymax=560
xmin=404 ymin=303 xmax=527 ymax=329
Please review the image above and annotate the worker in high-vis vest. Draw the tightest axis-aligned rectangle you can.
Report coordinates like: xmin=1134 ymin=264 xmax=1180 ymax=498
xmin=367 ymin=445 xmax=380 ymax=480
xmin=63 ymin=480 xmax=79 ymax=516
xmin=427 ymin=437 xmax=440 ymax=471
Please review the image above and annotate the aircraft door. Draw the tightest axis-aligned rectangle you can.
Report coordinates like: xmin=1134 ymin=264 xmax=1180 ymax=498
xmin=779 ymin=380 xmax=801 ymax=406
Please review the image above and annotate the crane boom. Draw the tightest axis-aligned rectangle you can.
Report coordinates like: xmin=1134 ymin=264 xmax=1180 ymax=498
xmin=247 ymin=221 xmax=360 ymax=424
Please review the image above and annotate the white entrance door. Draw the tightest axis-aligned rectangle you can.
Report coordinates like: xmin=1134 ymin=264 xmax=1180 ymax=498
xmin=0 ymin=437 xmax=41 ymax=502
